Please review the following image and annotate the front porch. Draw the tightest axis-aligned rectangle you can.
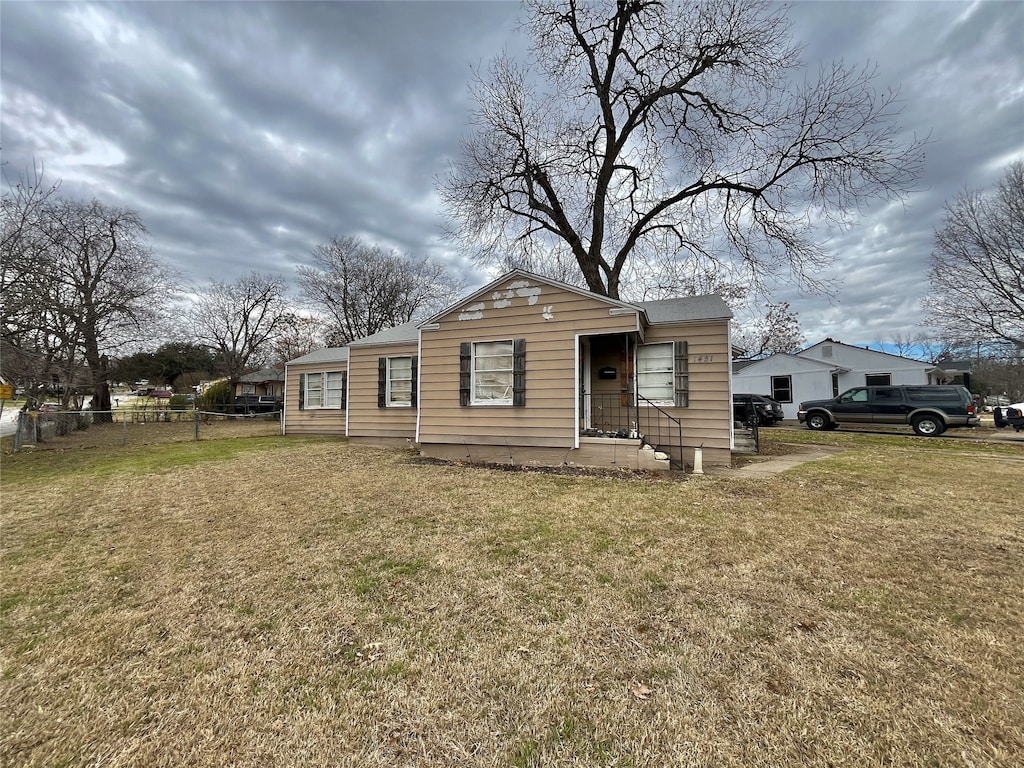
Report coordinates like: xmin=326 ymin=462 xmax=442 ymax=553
xmin=579 ymin=334 xmax=685 ymax=469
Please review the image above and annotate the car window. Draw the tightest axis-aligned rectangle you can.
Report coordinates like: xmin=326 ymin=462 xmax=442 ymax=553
xmin=873 ymin=387 xmax=903 ymax=402
xmin=906 ymin=387 xmax=961 ymax=402
xmin=839 ymin=388 xmax=868 ymax=403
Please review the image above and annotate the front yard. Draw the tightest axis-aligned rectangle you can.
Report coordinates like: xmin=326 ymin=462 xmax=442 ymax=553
xmin=1 ymin=431 xmax=1021 ymax=766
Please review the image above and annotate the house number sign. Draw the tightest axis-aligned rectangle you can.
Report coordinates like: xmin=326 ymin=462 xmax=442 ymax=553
xmin=693 ymin=354 xmax=714 ymax=363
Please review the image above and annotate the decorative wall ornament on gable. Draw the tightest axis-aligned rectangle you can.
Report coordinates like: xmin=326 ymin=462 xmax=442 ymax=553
xmin=458 ymin=303 xmax=485 ymax=321
xmin=459 ymin=279 xmax=546 ymax=321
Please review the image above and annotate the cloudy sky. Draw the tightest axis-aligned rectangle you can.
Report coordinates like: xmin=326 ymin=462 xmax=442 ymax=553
xmin=2 ymin=0 xmax=1022 ymax=347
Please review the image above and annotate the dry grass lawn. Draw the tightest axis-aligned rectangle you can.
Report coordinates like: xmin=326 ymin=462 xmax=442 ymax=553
xmin=1 ymin=427 xmax=1022 ymax=767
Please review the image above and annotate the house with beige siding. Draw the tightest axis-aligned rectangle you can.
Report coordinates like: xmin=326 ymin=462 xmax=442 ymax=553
xmin=283 ymin=348 xmax=348 ymax=436
xmin=283 ymin=270 xmax=735 ymax=470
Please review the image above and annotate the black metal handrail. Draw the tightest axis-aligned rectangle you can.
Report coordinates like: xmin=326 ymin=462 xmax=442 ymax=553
xmin=636 ymin=394 xmax=685 ymax=471
xmin=734 ymin=395 xmax=761 ymax=452
xmin=580 ymin=392 xmax=686 ymax=470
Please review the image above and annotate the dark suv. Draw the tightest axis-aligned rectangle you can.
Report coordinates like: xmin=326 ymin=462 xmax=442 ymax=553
xmin=798 ymin=385 xmax=978 ymax=437
xmin=733 ymin=394 xmax=785 ymax=426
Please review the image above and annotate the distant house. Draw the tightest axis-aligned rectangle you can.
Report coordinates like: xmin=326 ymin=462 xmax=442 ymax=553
xmin=733 ymin=338 xmax=958 ymax=419
xmin=233 ymin=368 xmax=285 ymax=413
xmin=284 ymin=269 xmax=736 ymax=470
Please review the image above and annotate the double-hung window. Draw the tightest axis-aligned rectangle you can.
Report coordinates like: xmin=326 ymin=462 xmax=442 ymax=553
xmin=473 ymin=341 xmax=514 ymax=404
xmin=460 ymin=339 xmax=526 ymax=406
xmin=301 ymin=371 xmax=346 ymax=409
xmin=637 ymin=342 xmax=688 ymax=407
xmin=771 ymin=375 xmax=793 ymax=403
xmin=377 ymin=356 xmax=417 ymax=407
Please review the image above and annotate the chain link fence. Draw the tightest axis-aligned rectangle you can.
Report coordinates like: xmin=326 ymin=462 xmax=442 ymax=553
xmin=10 ymin=407 xmax=282 ymax=452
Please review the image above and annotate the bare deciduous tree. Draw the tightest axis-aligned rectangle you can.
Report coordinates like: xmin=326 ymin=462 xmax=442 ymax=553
xmin=442 ymin=0 xmax=925 ymax=300
xmin=296 ymin=236 xmax=465 ymax=345
xmin=2 ymin=167 xmax=177 ymax=417
xmin=732 ymin=302 xmax=805 ymax=360
xmin=925 ymin=161 xmax=1024 ymax=351
xmin=190 ymin=272 xmax=289 ymax=398
xmin=271 ymin=312 xmax=329 ymax=366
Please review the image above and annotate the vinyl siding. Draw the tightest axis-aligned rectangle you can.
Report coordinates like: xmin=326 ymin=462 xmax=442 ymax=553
xmin=419 ymin=280 xmax=640 ymax=448
xmin=348 ymin=342 xmax=418 ymax=440
xmin=283 ymin=361 xmax=347 ymax=436
xmin=641 ymin=320 xmax=732 ymax=456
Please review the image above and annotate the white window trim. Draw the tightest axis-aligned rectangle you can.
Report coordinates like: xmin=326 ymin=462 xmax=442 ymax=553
xmin=771 ymin=375 xmax=793 ymax=403
xmin=304 ymin=371 xmax=345 ymax=409
xmin=471 ymin=340 xmax=514 ymax=406
xmin=637 ymin=342 xmax=675 ymax=406
xmin=386 ymin=356 xmax=413 ymax=407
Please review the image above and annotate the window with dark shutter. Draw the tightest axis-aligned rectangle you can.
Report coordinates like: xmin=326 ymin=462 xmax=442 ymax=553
xmin=674 ymin=341 xmax=689 ymax=407
xmin=513 ymin=338 xmax=526 ymax=407
xmin=459 ymin=342 xmax=471 ymax=406
xmin=377 ymin=357 xmax=386 ymax=408
xmin=298 ymin=373 xmax=305 ymax=410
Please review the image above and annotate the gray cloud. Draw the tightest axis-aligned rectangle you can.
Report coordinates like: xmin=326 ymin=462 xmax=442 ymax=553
xmin=2 ymin=0 xmax=1021 ymax=347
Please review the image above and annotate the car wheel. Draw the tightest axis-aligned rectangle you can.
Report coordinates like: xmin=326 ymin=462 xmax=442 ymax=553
xmin=912 ymin=415 xmax=945 ymax=437
xmin=806 ymin=412 xmax=829 ymax=431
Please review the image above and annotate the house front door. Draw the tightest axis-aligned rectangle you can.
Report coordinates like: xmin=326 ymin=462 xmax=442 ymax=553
xmin=582 ymin=334 xmax=635 ymax=435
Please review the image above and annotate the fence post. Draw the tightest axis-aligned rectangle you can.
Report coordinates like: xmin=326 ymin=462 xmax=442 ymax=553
xmin=194 ymin=409 xmax=200 ymax=441
xmin=14 ymin=411 xmax=24 ymax=452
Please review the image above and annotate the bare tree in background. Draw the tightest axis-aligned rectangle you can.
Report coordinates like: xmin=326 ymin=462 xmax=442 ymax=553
xmin=442 ymin=0 xmax=925 ymax=300
xmin=272 ymin=312 xmax=329 ymax=365
xmin=190 ymin=272 xmax=289 ymax=402
xmin=296 ymin=236 xmax=465 ymax=345
xmin=925 ymin=161 xmax=1024 ymax=351
xmin=2 ymin=166 xmax=177 ymax=418
xmin=1 ymin=165 xmax=69 ymax=405
xmin=732 ymin=302 xmax=805 ymax=360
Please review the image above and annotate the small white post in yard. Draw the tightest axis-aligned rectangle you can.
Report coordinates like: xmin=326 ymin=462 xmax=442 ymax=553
xmin=692 ymin=445 xmax=704 ymax=475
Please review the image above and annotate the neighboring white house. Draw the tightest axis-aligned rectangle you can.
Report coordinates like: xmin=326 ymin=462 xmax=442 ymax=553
xmin=733 ymin=338 xmax=953 ymax=419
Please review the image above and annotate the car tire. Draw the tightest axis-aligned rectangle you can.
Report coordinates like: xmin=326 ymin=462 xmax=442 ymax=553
xmin=912 ymin=415 xmax=945 ymax=437
xmin=806 ymin=412 xmax=829 ymax=431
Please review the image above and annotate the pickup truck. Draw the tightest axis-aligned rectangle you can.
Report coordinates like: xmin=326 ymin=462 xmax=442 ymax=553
xmin=798 ymin=385 xmax=978 ymax=437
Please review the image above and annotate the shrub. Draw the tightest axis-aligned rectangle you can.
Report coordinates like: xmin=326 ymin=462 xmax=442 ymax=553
xmin=199 ymin=381 xmax=231 ymax=410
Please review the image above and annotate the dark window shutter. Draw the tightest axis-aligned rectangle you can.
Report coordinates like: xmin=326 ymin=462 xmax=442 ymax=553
xmin=411 ymin=356 xmax=418 ymax=407
xmin=513 ymin=338 xmax=526 ymax=407
xmin=459 ymin=343 xmax=471 ymax=406
xmin=298 ymin=373 xmax=305 ymax=410
xmin=341 ymin=371 xmax=348 ymax=409
xmin=674 ymin=341 xmax=689 ymax=407
xmin=378 ymin=357 xmax=386 ymax=408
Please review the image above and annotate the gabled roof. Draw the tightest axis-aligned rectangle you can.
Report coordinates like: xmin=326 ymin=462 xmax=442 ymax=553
xmin=348 ymin=321 xmax=419 ymax=347
xmin=421 ymin=268 xmax=731 ymax=327
xmin=239 ymin=368 xmax=284 ymax=383
xmin=800 ymin=338 xmax=931 ymax=366
xmin=286 ymin=347 xmax=349 ymax=365
xmin=421 ymin=268 xmax=638 ymax=327
xmin=732 ymin=352 xmax=849 ymax=375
